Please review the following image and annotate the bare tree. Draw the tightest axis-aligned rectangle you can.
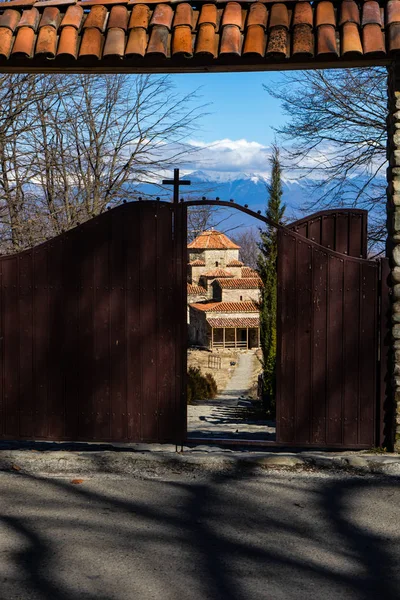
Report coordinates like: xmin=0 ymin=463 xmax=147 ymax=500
xmin=232 ymin=227 xmax=260 ymax=269
xmin=0 ymin=74 xmax=204 ymax=252
xmin=264 ymin=68 xmax=387 ymax=249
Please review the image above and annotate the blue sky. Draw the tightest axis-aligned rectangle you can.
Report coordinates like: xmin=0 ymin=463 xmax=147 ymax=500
xmin=169 ymin=72 xmax=287 ymax=147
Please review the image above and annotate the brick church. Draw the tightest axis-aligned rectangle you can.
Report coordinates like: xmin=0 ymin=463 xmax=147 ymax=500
xmin=187 ymin=229 xmax=262 ymax=350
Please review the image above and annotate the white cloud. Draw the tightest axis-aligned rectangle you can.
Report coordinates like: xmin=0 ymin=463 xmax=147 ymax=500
xmin=186 ymin=138 xmax=272 ymax=176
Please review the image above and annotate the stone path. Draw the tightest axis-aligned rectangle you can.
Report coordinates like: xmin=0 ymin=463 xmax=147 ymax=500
xmin=187 ymin=351 xmax=276 ymax=440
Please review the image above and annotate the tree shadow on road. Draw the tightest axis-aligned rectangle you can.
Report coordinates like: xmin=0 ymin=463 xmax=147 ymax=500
xmin=0 ymin=465 xmax=399 ymax=600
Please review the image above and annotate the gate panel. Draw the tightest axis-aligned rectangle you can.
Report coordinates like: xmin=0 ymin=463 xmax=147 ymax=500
xmin=277 ymin=228 xmax=379 ymax=448
xmin=0 ymin=201 xmax=186 ymax=444
xmin=289 ymin=209 xmax=368 ymax=258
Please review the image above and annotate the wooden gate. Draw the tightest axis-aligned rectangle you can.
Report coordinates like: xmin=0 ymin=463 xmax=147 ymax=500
xmin=0 ymin=201 xmax=187 ymax=444
xmin=276 ymin=210 xmax=382 ymax=448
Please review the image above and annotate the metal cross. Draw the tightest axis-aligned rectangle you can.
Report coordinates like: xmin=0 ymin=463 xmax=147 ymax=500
xmin=162 ymin=168 xmax=191 ymax=203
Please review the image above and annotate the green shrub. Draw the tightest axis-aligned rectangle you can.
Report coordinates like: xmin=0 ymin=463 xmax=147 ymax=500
xmin=187 ymin=367 xmax=217 ymax=404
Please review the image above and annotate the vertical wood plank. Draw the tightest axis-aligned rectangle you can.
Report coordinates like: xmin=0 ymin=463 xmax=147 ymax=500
xmin=335 ymin=213 xmax=349 ymax=255
xmin=326 ymin=255 xmax=344 ymax=445
xmin=321 ymin=214 xmax=335 ymax=251
xmin=3 ymin=258 xmax=19 ymax=437
xmin=276 ymin=230 xmax=296 ymax=443
xmin=348 ymin=215 xmax=363 ymax=258
xmin=18 ymin=252 xmax=34 ymax=438
xmin=140 ymin=204 xmax=158 ymax=441
xmin=93 ymin=215 xmax=111 ymax=440
xmin=311 ymin=247 xmax=328 ymax=444
xmin=33 ymin=247 xmax=48 ymax=438
xmin=294 ymin=238 xmax=312 ymax=444
xmin=342 ymin=261 xmax=360 ymax=446
xmin=109 ymin=207 xmax=127 ymax=441
xmin=359 ymin=262 xmax=378 ymax=446
xmin=126 ymin=203 xmax=142 ymax=441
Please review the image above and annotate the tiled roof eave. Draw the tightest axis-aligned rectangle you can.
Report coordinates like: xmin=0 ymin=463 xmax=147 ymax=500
xmin=0 ymin=0 xmax=394 ymax=72
xmin=0 ymin=56 xmax=390 ymax=75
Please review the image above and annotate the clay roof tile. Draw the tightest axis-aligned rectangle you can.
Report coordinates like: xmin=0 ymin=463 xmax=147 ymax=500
xmin=362 ymin=1 xmax=382 ymax=27
xmin=292 ymin=2 xmax=313 ymax=27
xmin=172 ymin=24 xmax=192 ymax=57
xmin=39 ymin=7 xmax=60 ymax=29
xmin=150 ymin=4 xmax=173 ymax=29
xmin=220 ymin=23 xmax=241 ymax=54
xmin=103 ymin=26 xmax=125 ymax=57
xmin=36 ymin=24 xmax=58 ymax=56
xmin=339 ymin=0 xmax=360 ymax=26
xmin=187 ymin=229 xmax=240 ymax=249
xmin=17 ymin=8 xmax=39 ymax=30
xmin=269 ymin=3 xmax=289 ymax=29
xmin=246 ymin=3 xmax=267 ymax=28
xmin=60 ymin=5 xmax=84 ymax=29
xmin=197 ymin=4 xmax=217 ymax=28
xmin=0 ymin=10 xmax=21 ymax=32
xmin=316 ymin=1 xmax=336 ymax=28
xmin=0 ymin=27 xmax=14 ymax=57
xmin=362 ymin=23 xmax=385 ymax=56
xmin=221 ymin=2 xmax=242 ymax=30
xmin=317 ymin=23 xmax=338 ymax=56
xmin=107 ymin=5 xmax=128 ymax=30
xmin=387 ymin=0 xmax=400 ymax=25
xmin=11 ymin=26 xmax=35 ymax=56
xmin=57 ymin=24 xmax=79 ymax=58
xmin=195 ymin=22 xmax=216 ymax=56
xmin=243 ymin=24 xmax=266 ymax=56
xmin=146 ymin=25 xmax=169 ymax=55
xmin=341 ymin=21 xmax=362 ymax=55
xmin=128 ymin=4 xmax=150 ymax=29
xmin=173 ymin=3 xmax=192 ymax=28
xmin=83 ymin=5 xmax=108 ymax=30
xmin=125 ymin=26 xmax=147 ymax=56
xmin=292 ymin=22 xmax=314 ymax=56
xmin=79 ymin=26 xmax=103 ymax=58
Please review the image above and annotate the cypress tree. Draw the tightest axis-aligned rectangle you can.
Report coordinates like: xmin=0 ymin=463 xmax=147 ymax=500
xmin=257 ymin=145 xmax=285 ymax=416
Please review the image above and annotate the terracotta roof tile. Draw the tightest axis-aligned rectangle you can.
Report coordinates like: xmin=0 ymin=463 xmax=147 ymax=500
xmin=0 ymin=0 xmax=396 ymax=69
xmin=17 ymin=7 xmax=39 ymax=29
xmin=207 ymin=316 xmax=259 ymax=328
xmin=125 ymin=27 xmax=146 ymax=56
xmin=189 ymin=259 xmax=206 ymax=266
xmin=83 ymin=4 xmax=108 ymax=30
xmin=12 ymin=26 xmax=35 ymax=56
xmin=60 ymin=5 xmax=83 ymax=29
xmin=226 ymin=259 xmax=243 ymax=267
xmin=0 ymin=27 xmax=13 ymax=57
xmin=202 ymin=268 xmax=234 ymax=277
xmin=36 ymin=24 xmax=58 ymax=56
xmin=0 ymin=9 xmax=21 ymax=31
xmin=198 ymin=4 xmax=217 ymax=28
xmin=108 ymin=5 xmax=128 ymax=30
xmin=57 ymin=24 xmax=78 ymax=57
xmin=241 ymin=266 xmax=258 ymax=278
xmin=215 ymin=277 xmax=262 ymax=289
xmin=188 ymin=229 xmax=240 ymax=250
xmin=191 ymin=301 xmax=258 ymax=312
xmin=187 ymin=283 xmax=207 ymax=295
xmin=39 ymin=6 xmax=60 ymax=28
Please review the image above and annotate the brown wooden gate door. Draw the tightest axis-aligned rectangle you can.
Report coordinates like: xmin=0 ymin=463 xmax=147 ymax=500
xmin=0 ymin=201 xmax=187 ymax=444
xmin=276 ymin=210 xmax=379 ymax=448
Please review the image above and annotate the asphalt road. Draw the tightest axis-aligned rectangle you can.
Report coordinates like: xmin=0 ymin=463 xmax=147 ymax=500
xmin=0 ymin=469 xmax=399 ymax=600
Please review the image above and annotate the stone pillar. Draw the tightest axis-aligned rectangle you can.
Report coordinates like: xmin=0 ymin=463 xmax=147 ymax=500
xmin=387 ymin=61 xmax=400 ymax=451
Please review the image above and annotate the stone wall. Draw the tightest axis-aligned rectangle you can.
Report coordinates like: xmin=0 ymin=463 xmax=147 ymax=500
xmin=387 ymin=63 xmax=400 ymax=451
xmin=220 ymin=288 xmax=261 ymax=303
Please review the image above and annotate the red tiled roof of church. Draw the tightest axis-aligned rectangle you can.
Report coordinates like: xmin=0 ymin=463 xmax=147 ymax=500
xmin=241 ymin=266 xmax=258 ymax=278
xmin=187 ymin=283 xmax=207 ymax=295
xmin=215 ymin=277 xmax=262 ymax=289
xmin=191 ymin=301 xmax=258 ymax=312
xmin=202 ymin=268 xmax=234 ymax=278
xmin=188 ymin=229 xmax=240 ymax=250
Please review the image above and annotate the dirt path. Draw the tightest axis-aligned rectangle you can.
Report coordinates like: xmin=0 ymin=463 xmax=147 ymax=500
xmin=187 ymin=352 xmax=275 ymax=440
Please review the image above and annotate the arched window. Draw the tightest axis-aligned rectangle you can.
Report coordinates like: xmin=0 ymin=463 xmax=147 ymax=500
xmin=215 ymin=261 xmax=219 ymax=267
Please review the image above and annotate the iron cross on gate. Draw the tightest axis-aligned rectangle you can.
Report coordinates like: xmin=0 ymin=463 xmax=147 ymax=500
xmin=162 ymin=169 xmax=191 ymax=203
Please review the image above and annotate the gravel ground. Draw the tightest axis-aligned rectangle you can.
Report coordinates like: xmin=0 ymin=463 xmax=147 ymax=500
xmin=0 ymin=469 xmax=399 ymax=600
xmin=188 ymin=352 xmax=275 ymax=440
